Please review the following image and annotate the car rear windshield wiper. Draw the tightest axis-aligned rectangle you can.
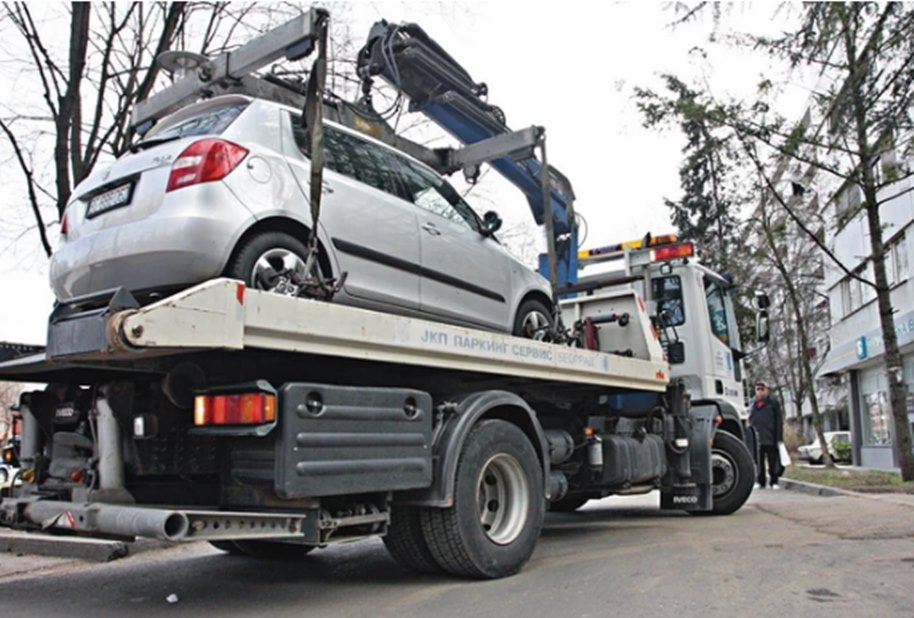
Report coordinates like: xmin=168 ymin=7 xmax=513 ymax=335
xmin=128 ymin=134 xmax=181 ymax=153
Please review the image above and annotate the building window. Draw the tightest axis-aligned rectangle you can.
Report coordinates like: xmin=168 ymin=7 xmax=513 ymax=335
xmin=841 ymin=269 xmax=864 ymax=316
xmin=835 ymin=183 xmax=862 ymax=222
xmin=859 ymin=369 xmax=891 ymax=446
xmin=886 ymin=233 xmax=909 ymax=287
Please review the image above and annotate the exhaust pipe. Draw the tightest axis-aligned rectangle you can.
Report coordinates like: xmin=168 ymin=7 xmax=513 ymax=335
xmin=24 ymin=501 xmax=190 ymax=541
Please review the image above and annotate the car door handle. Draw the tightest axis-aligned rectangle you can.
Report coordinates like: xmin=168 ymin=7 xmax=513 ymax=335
xmin=421 ymin=222 xmax=441 ymax=236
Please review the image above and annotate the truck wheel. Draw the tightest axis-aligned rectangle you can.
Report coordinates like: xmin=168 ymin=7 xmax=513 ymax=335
xmin=213 ymin=539 xmax=316 ymax=559
xmin=419 ymin=420 xmax=544 ymax=579
xmin=702 ymin=430 xmax=754 ymax=515
xmin=548 ymin=495 xmax=589 ymax=512
xmin=383 ymin=505 xmax=443 ymax=574
xmin=513 ymin=299 xmax=554 ymax=340
xmin=226 ymin=232 xmax=323 ymax=297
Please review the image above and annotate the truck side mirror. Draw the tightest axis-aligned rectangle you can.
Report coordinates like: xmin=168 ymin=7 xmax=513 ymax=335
xmin=481 ymin=211 xmax=502 ymax=236
xmin=756 ymin=311 xmax=770 ymax=343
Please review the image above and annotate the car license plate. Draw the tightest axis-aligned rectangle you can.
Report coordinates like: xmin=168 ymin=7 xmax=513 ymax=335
xmin=86 ymin=182 xmax=133 ymax=218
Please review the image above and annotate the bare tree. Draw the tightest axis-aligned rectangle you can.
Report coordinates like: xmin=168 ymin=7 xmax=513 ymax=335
xmin=0 ymin=2 xmax=366 ymax=258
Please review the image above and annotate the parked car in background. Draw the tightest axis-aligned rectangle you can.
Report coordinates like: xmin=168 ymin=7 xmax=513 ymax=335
xmin=49 ymin=95 xmax=555 ymax=339
xmin=797 ymin=431 xmax=851 ymax=464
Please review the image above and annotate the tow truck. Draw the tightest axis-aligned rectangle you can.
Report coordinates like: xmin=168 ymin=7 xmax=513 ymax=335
xmin=0 ymin=9 xmax=760 ymax=579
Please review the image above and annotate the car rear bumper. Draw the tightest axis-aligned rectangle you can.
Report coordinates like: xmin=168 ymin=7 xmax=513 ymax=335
xmin=50 ymin=184 xmax=252 ymax=300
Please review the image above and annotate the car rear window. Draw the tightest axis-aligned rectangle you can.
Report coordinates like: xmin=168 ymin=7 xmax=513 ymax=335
xmin=146 ymin=102 xmax=248 ymax=140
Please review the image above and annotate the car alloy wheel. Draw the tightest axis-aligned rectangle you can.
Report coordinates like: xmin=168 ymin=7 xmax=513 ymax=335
xmin=250 ymin=247 xmax=311 ymax=296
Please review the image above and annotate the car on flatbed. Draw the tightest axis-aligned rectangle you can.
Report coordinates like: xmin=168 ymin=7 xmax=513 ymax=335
xmin=50 ymin=95 xmax=554 ymax=339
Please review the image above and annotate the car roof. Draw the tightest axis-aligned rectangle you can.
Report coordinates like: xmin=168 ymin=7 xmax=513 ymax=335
xmin=184 ymin=94 xmax=442 ymax=177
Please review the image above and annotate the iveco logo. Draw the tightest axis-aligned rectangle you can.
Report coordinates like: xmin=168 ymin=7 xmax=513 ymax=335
xmin=673 ymin=495 xmax=698 ymax=504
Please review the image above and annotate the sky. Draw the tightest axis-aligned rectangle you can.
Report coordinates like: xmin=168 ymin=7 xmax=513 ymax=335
xmin=0 ymin=1 xmax=803 ymax=345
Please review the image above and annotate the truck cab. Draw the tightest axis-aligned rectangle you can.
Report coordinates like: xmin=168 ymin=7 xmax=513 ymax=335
xmin=564 ymin=234 xmax=753 ymax=432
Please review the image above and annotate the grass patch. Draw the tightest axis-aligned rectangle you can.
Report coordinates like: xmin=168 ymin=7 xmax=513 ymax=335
xmin=783 ymin=465 xmax=914 ymax=494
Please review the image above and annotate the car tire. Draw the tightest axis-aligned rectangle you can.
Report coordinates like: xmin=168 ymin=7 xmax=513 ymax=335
xmin=226 ymin=232 xmax=324 ymax=296
xmin=694 ymin=430 xmax=755 ymax=516
xmin=418 ymin=420 xmax=544 ymax=579
xmin=513 ymin=298 xmax=554 ymax=340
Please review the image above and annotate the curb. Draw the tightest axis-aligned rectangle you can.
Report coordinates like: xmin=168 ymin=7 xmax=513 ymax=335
xmin=0 ymin=530 xmax=173 ymax=562
xmin=778 ymin=477 xmax=856 ymax=497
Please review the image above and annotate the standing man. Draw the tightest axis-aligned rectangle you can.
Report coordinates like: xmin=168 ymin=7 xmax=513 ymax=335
xmin=750 ymin=381 xmax=783 ymax=489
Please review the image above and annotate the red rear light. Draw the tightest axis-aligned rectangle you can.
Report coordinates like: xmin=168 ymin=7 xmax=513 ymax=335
xmin=166 ymin=139 xmax=248 ymax=192
xmin=60 ymin=210 xmax=69 ymax=237
xmin=194 ymin=391 xmax=276 ymax=426
xmin=651 ymin=242 xmax=694 ymax=262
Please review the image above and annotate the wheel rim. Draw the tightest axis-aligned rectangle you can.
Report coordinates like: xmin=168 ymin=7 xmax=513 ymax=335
xmin=521 ymin=309 xmax=551 ymax=340
xmin=250 ymin=248 xmax=310 ymax=296
xmin=476 ymin=453 xmax=529 ymax=545
xmin=710 ymin=448 xmax=738 ymax=498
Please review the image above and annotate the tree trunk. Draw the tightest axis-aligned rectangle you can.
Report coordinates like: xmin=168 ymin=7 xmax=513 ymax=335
xmin=842 ymin=5 xmax=914 ymax=481
xmin=54 ymin=3 xmax=91 ymax=217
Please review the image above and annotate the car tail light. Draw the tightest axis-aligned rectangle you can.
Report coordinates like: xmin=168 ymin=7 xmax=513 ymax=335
xmin=60 ymin=209 xmax=69 ymax=237
xmin=166 ymin=139 xmax=248 ymax=192
xmin=194 ymin=390 xmax=276 ymax=426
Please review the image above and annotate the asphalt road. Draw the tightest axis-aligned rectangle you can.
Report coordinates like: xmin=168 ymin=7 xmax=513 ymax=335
xmin=1 ymin=488 xmax=912 ymax=617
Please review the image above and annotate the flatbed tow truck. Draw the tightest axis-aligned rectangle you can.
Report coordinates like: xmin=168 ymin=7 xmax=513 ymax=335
xmin=0 ymin=10 xmax=758 ymax=579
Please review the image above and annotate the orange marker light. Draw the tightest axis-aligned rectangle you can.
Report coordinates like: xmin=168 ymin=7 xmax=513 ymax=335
xmin=194 ymin=388 xmax=277 ymax=426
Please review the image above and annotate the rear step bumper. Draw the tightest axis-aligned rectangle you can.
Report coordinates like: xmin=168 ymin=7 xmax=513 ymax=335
xmin=1 ymin=499 xmax=315 ymax=543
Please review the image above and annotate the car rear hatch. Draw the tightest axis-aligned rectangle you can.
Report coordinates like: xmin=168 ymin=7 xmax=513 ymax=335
xmin=63 ymin=97 xmax=252 ymax=241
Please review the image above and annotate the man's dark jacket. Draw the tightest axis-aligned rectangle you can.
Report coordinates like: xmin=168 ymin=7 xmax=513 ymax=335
xmin=749 ymin=396 xmax=783 ymax=446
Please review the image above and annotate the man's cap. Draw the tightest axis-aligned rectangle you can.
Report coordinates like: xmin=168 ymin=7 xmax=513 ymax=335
xmin=755 ymin=381 xmax=768 ymax=388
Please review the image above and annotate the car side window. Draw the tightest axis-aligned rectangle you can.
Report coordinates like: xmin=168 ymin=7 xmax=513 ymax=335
xmin=395 ymin=157 xmax=480 ymax=232
xmin=289 ymin=115 xmax=401 ymax=199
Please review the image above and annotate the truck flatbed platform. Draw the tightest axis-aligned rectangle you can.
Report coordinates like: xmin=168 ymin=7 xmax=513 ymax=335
xmin=0 ymin=279 xmax=668 ymax=393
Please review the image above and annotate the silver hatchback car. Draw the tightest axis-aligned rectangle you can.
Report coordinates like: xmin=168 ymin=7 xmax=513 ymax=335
xmin=50 ymin=95 xmax=554 ymax=337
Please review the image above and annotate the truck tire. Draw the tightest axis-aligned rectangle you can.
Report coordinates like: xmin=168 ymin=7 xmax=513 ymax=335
xmin=548 ymin=495 xmax=589 ymax=512
xmin=700 ymin=430 xmax=755 ymax=516
xmin=212 ymin=539 xmax=316 ymax=559
xmin=383 ymin=505 xmax=443 ymax=574
xmin=419 ymin=420 xmax=544 ymax=579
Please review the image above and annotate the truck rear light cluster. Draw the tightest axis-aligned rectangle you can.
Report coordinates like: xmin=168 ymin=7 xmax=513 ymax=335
xmin=194 ymin=391 xmax=277 ymax=426
xmin=651 ymin=242 xmax=694 ymax=262
xmin=166 ymin=138 xmax=249 ymax=192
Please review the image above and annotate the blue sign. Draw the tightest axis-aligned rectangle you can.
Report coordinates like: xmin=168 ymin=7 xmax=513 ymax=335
xmin=856 ymin=336 xmax=868 ymax=360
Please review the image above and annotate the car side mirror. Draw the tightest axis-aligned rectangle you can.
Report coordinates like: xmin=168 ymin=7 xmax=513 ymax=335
xmin=481 ymin=211 xmax=502 ymax=236
xmin=756 ymin=310 xmax=770 ymax=344
xmin=755 ymin=292 xmax=770 ymax=310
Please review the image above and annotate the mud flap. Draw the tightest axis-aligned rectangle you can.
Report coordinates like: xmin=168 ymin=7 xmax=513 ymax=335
xmin=660 ymin=482 xmax=713 ymax=511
